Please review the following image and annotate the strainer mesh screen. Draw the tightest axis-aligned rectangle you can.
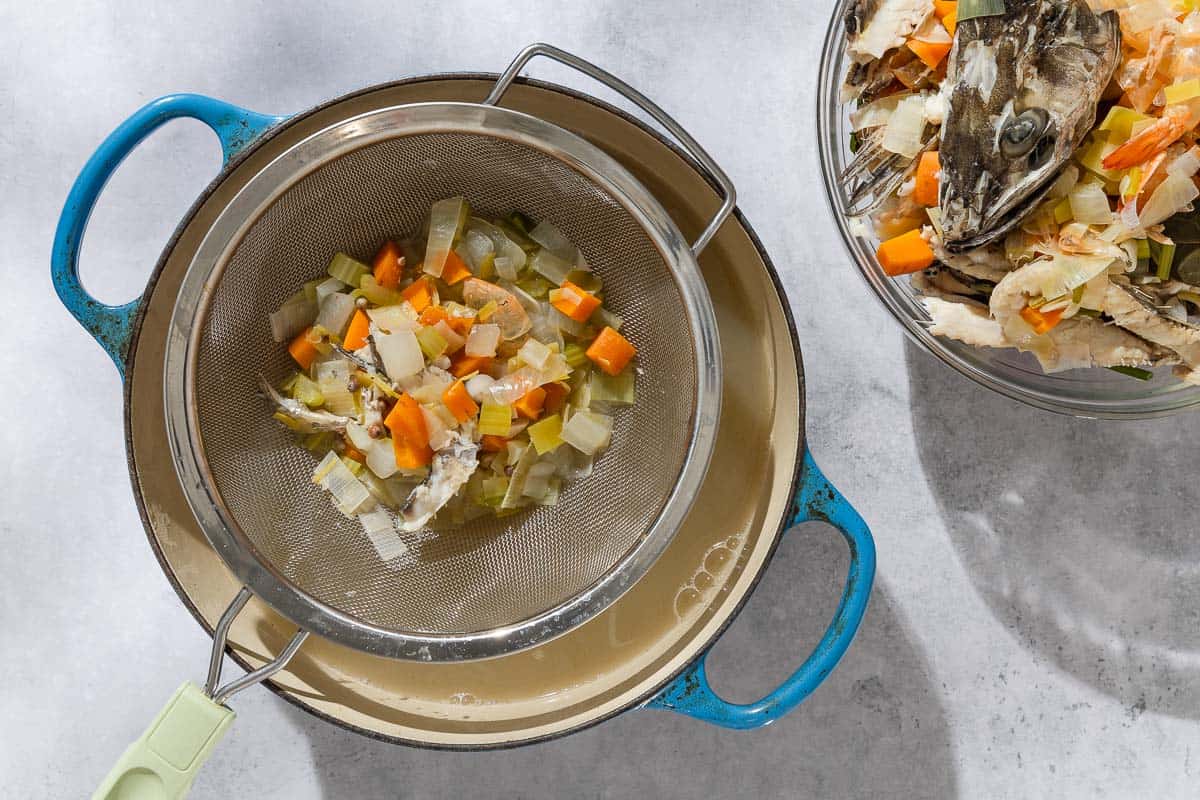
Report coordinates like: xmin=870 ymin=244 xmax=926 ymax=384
xmin=193 ymin=132 xmax=697 ymax=635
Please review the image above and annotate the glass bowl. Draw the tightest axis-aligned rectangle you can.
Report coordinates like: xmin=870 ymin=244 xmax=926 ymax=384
xmin=815 ymin=3 xmax=1200 ymax=419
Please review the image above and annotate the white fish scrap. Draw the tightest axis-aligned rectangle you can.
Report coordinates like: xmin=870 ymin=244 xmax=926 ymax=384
xmin=398 ymin=432 xmax=480 ymax=532
xmin=848 ymin=0 xmax=934 ymax=61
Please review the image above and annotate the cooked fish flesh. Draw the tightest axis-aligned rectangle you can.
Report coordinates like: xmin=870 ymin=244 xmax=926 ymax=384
xmin=845 ymin=0 xmax=933 ymax=62
xmin=923 ymin=296 xmax=1008 ymax=348
xmin=1103 ymin=283 xmax=1200 ymax=369
xmin=939 ymin=0 xmax=1121 ymax=252
xmin=398 ymin=432 xmax=480 ymax=532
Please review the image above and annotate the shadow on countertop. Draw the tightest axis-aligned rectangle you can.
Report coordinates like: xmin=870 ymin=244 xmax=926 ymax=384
xmin=906 ymin=339 xmax=1200 ymax=719
xmin=296 ymin=523 xmax=957 ymax=799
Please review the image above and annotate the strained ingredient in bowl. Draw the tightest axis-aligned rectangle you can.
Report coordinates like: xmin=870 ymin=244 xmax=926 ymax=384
xmin=265 ymin=197 xmax=639 ymax=557
xmin=840 ymin=0 xmax=1200 ymax=384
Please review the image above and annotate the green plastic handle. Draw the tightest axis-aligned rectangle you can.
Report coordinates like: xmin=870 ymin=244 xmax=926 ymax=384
xmin=93 ymin=682 xmax=235 ymax=800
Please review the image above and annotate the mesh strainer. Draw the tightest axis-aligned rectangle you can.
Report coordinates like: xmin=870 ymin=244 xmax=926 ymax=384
xmin=162 ymin=44 xmax=732 ymax=666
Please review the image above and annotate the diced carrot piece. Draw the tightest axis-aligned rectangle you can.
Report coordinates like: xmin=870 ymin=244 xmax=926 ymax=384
xmin=445 ymin=315 xmax=475 ymax=337
xmin=480 ymin=434 xmax=509 ymax=453
xmin=550 ymin=281 xmax=602 ymax=323
xmin=418 ymin=305 xmax=449 ymax=327
xmin=907 ymin=37 xmax=952 ymax=70
xmin=932 ymin=0 xmax=955 ymax=19
xmin=942 ymin=7 xmax=957 ymax=36
xmin=450 ymin=353 xmax=492 ymax=379
xmin=876 ymin=229 xmax=935 ymax=276
xmin=913 ymin=151 xmax=941 ymax=207
xmin=401 ymin=278 xmax=433 ymax=313
xmin=441 ymin=250 xmax=473 ymax=285
xmin=288 ymin=327 xmax=319 ymax=370
xmin=385 ymin=394 xmax=433 ymax=468
xmin=542 ymin=382 xmax=569 ymax=415
xmin=513 ymin=386 xmax=547 ymax=421
xmin=586 ymin=326 xmax=637 ymax=376
xmin=1020 ymin=304 xmax=1066 ymax=335
xmin=343 ymin=309 xmax=371 ymax=351
xmin=372 ymin=241 xmax=404 ymax=289
xmin=441 ymin=379 xmax=480 ymax=423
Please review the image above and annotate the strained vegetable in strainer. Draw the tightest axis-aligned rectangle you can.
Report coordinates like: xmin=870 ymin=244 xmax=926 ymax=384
xmin=264 ymin=197 xmax=641 ymax=559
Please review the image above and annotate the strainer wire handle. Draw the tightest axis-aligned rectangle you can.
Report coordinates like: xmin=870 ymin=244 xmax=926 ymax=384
xmin=52 ymin=93 xmax=283 ymax=376
xmin=644 ymin=448 xmax=875 ymax=729
xmin=93 ymin=587 xmax=308 ymax=800
xmin=485 ymin=43 xmax=736 ymax=255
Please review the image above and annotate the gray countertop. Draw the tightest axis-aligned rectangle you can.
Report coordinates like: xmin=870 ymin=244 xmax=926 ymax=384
xmin=3 ymin=1 xmax=1197 ymax=797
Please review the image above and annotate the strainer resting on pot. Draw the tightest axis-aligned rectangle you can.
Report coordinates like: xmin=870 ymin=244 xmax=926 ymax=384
xmin=163 ymin=45 xmax=729 ymax=668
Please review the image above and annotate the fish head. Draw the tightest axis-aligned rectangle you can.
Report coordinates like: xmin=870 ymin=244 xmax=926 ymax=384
xmin=939 ymin=0 xmax=1120 ymax=252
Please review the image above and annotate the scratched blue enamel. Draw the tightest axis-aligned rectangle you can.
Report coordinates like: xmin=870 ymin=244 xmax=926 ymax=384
xmin=51 ymin=94 xmax=283 ymax=377
xmin=644 ymin=447 xmax=875 ymax=729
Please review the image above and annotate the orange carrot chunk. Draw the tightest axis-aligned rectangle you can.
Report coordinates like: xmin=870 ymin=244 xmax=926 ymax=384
xmin=513 ymin=386 xmax=547 ymax=421
xmin=401 ymin=278 xmax=433 ymax=313
xmin=343 ymin=309 xmax=371 ymax=351
xmin=586 ymin=326 xmax=637 ymax=376
xmin=876 ymin=229 xmax=935 ymax=276
xmin=288 ymin=327 xmax=320 ymax=370
xmin=913 ymin=151 xmax=941 ymax=207
xmin=372 ymin=241 xmax=404 ymax=289
xmin=385 ymin=393 xmax=432 ymax=468
xmin=441 ymin=250 xmax=473 ymax=285
xmin=550 ymin=281 xmax=602 ymax=323
xmin=450 ymin=353 xmax=493 ymax=379
xmin=418 ymin=305 xmax=449 ymax=327
xmin=441 ymin=379 xmax=480 ymax=423
xmin=907 ymin=38 xmax=952 ymax=70
xmin=1020 ymin=304 xmax=1066 ymax=335
xmin=480 ymin=434 xmax=509 ymax=453
xmin=542 ymin=382 xmax=569 ymax=415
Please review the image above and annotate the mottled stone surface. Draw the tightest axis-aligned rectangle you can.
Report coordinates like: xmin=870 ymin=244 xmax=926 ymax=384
xmin=2 ymin=1 xmax=1197 ymax=797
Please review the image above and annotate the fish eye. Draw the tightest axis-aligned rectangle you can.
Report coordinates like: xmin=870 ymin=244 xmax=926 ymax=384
xmin=1028 ymin=133 xmax=1056 ymax=170
xmin=1000 ymin=108 xmax=1051 ymax=159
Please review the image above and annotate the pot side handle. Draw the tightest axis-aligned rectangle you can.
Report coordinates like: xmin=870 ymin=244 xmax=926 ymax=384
xmin=643 ymin=447 xmax=875 ymax=729
xmin=51 ymin=94 xmax=283 ymax=377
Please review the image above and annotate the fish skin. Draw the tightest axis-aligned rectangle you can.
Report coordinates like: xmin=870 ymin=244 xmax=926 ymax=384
xmin=939 ymin=0 xmax=1120 ymax=252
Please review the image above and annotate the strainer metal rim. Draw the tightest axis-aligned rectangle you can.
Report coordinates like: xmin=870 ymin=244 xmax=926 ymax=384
xmin=163 ymin=100 xmax=722 ymax=661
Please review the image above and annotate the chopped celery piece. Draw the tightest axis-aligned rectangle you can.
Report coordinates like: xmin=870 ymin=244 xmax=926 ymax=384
xmin=1076 ymin=135 xmax=1122 ymax=182
xmin=1136 ymin=239 xmax=1151 ymax=261
xmin=1164 ymin=79 xmax=1200 ymax=105
xmin=1097 ymin=106 xmax=1152 ymax=142
xmin=477 ymin=252 xmax=496 ymax=280
xmin=1150 ymin=241 xmax=1177 ymax=281
xmin=507 ymin=210 xmax=535 ymax=233
xmin=1053 ymin=198 xmax=1073 ymax=225
xmin=530 ymin=248 xmax=573 ymax=285
xmin=957 ymin=0 xmax=1006 ymax=22
xmin=328 ymin=252 xmax=370 ymax=286
xmin=495 ymin=219 xmax=539 ymax=253
xmin=478 ymin=401 xmax=513 ymax=436
xmin=527 ymin=414 xmax=564 ymax=454
xmin=358 ymin=275 xmax=404 ymax=306
xmin=303 ymin=278 xmax=323 ymax=306
xmin=1108 ymin=366 xmax=1153 ymax=381
xmin=560 ymin=410 xmax=613 ymax=455
xmin=302 ymin=431 xmax=336 ymax=455
xmin=564 ymin=269 xmax=601 ymax=293
xmin=479 ymin=476 xmax=509 ymax=507
xmin=592 ymin=307 xmax=623 ymax=332
xmin=517 ymin=273 xmax=553 ymax=299
xmin=341 ymin=455 xmax=365 ymax=476
xmin=1071 ymin=285 xmax=1085 ymax=305
xmin=291 ymin=373 xmax=325 ymax=408
xmin=562 ymin=342 xmax=588 ymax=370
xmin=273 ymin=411 xmax=307 ymax=432
xmin=1178 ymin=290 xmax=1200 ymax=309
xmin=1076 ymin=307 xmax=1103 ymax=317
xmin=415 ymin=326 xmax=448 ymax=360
xmin=501 ymin=444 xmax=537 ymax=509
xmin=477 ymin=300 xmax=499 ymax=322
xmin=590 ymin=369 xmax=635 ymax=406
